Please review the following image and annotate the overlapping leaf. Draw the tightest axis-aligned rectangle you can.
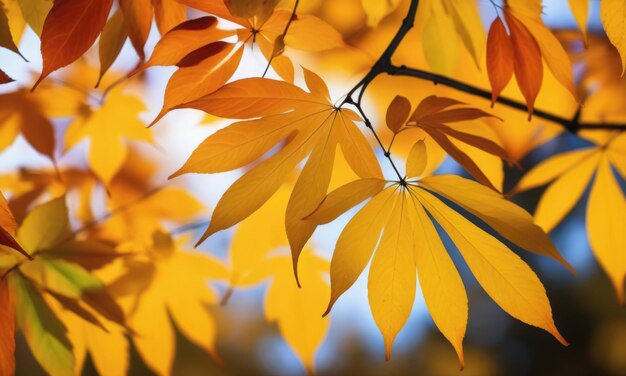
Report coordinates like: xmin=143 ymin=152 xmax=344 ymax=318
xmin=391 ymin=95 xmax=510 ymax=191
xmin=514 ymin=131 xmax=626 ymax=302
xmin=309 ymin=144 xmax=569 ymax=364
xmin=1 ymin=196 xmax=128 ymax=375
xmin=421 ymin=0 xmax=485 ymax=74
xmin=486 ymin=2 xmax=577 ymax=117
xmin=0 ymin=191 xmax=29 ymax=258
xmin=33 ymin=0 xmax=114 ymax=89
xmin=172 ymin=70 xmax=382 ymax=281
xmin=139 ymin=0 xmax=343 ymax=123
xmin=111 ymin=231 xmax=227 ymax=375
xmin=64 ymin=88 xmax=153 ymax=187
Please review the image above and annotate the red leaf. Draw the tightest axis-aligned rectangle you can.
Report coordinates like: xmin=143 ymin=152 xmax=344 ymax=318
xmin=33 ymin=0 xmax=114 ymax=90
xmin=487 ymin=17 xmax=514 ymax=106
xmin=505 ymin=11 xmax=543 ymax=119
xmin=0 ymin=70 xmax=13 ymax=85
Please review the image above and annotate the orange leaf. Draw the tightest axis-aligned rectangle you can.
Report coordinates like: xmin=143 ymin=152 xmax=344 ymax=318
xmin=410 ymin=95 xmax=465 ymax=122
xmin=0 ymin=279 xmax=15 ymax=376
xmin=425 ymin=128 xmax=499 ymax=191
xmin=130 ymin=16 xmax=234 ymax=75
xmin=386 ymin=95 xmax=411 ymax=133
xmin=153 ymin=0 xmax=187 ymax=34
xmin=33 ymin=0 xmax=114 ymax=89
xmin=505 ymin=11 xmax=543 ymax=119
xmin=119 ymin=0 xmax=153 ymax=60
xmin=487 ymin=17 xmax=514 ymax=105
xmin=153 ymin=41 xmax=244 ymax=124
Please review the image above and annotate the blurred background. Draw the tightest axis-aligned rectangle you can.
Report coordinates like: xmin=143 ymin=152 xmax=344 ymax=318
xmin=2 ymin=0 xmax=626 ymax=375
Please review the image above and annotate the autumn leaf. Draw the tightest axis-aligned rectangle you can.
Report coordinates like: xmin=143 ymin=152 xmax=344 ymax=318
xmin=486 ymin=3 xmax=578 ymax=116
xmin=402 ymin=95 xmax=509 ymax=191
xmin=33 ymin=0 xmax=114 ymax=89
xmin=114 ymin=231 xmax=227 ymax=375
xmin=421 ymin=0 xmax=485 ymax=73
xmin=0 ymin=89 xmax=56 ymax=162
xmin=15 ymin=0 xmax=51 ymax=36
xmin=601 ymin=0 xmax=626 ymax=75
xmin=0 ymin=69 xmax=13 ymax=84
xmin=0 ymin=278 xmax=15 ymax=376
xmin=361 ymin=0 xmax=401 ymax=27
xmin=64 ymin=88 xmax=153 ymax=187
xmin=142 ymin=1 xmax=343 ymax=123
xmin=0 ymin=1 xmax=24 ymax=59
xmin=119 ymin=0 xmax=151 ymax=60
xmin=567 ymin=0 xmax=589 ymax=46
xmin=153 ymin=0 xmax=186 ymax=34
xmin=235 ymin=248 xmax=330 ymax=373
xmin=486 ymin=17 xmax=514 ymax=106
xmin=0 ymin=191 xmax=30 ymax=259
xmin=97 ymin=10 xmax=126 ymax=87
xmin=312 ymin=144 xmax=568 ymax=363
xmin=386 ymin=95 xmax=411 ymax=134
xmin=9 ymin=272 xmax=74 ymax=376
xmin=172 ymin=69 xmax=382 ymax=282
xmin=224 ymin=179 xmax=337 ymax=371
xmin=515 ymin=131 xmax=626 ymax=302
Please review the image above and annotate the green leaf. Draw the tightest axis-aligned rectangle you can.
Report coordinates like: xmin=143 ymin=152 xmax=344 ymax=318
xmin=9 ymin=272 xmax=74 ymax=376
xmin=20 ymin=256 xmax=104 ymax=299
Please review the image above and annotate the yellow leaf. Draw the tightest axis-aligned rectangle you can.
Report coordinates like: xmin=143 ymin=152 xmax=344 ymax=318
xmin=286 ymin=129 xmax=338 ymax=278
xmin=601 ymin=0 xmax=626 ymax=74
xmin=259 ymin=250 xmax=330 ymax=373
xmin=514 ymin=148 xmax=597 ymax=193
xmin=534 ymin=151 xmax=601 ymax=233
xmin=443 ymin=0 xmax=485 ymax=69
xmin=406 ymin=139 xmax=427 ymax=178
xmin=306 ymin=178 xmax=386 ymax=224
xmin=64 ymin=89 xmax=153 ymax=186
xmin=421 ymin=174 xmax=573 ymax=272
xmin=127 ymin=235 xmax=226 ymax=375
xmin=15 ymin=0 xmax=51 ymax=36
xmin=368 ymin=192 xmax=415 ymax=360
xmin=17 ymin=196 xmax=70 ymax=253
xmin=411 ymin=195 xmax=467 ymax=368
xmin=422 ymin=0 xmax=459 ymax=75
xmin=587 ymin=156 xmax=626 ymax=303
xmin=326 ymin=186 xmax=398 ymax=314
xmin=360 ymin=0 xmax=401 ymax=27
xmin=178 ymin=72 xmax=382 ymax=273
xmin=568 ymin=0 xmax=589 ymax=46
xmin=414 ymin=187 xmax=567 ymax=346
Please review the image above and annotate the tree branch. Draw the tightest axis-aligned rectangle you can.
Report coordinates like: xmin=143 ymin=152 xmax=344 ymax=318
xmin=340 ymin=0 xmax=625 ymax=135
xmin=387 ymin=64 xmax=626 ymax=132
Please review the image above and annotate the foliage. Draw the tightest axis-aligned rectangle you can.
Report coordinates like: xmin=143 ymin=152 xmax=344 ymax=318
xmin=0 ymin=0 xmax=625 ymax=375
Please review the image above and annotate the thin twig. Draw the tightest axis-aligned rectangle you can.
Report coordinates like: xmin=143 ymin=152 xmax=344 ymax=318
xmin=262 ymin=0 xmax=300 ymax=78
xmin=338 ymin=0 xmax=420 ymax=181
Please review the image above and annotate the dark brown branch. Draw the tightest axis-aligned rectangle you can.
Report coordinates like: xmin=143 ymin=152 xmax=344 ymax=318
xmin=338 ymin=0 xmax=421 ymax=181
xmin=387 ymin=65 xmax=626 ymax=133
xmin=339 ymin=0 xmax=625 ymax=134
